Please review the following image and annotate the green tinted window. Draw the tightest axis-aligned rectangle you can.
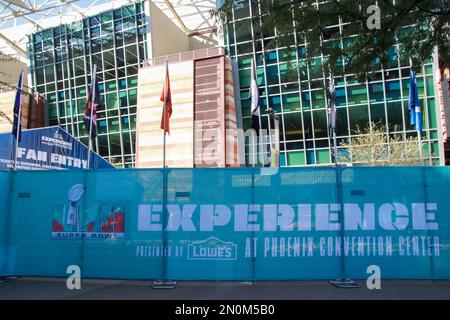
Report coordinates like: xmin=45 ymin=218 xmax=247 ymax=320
xmin=347 ymin=85 xmax=367 ymax=105
xmin=427 ymin=98 xmax=437 ymax=129
xmin=283 ymin=113 xmax=302 ymax=141
xmin=425 ymin=76 xmax=434 ymax=96
xmin=282 ymin=93 xmax=300 ymax=112
xmin=368 ymin=83 xmax=384 ymax=102
xmin=349 ymin=105 xmax=369 ymax=132
xmin=311 ymin=90 xmax=325 ymax=109
xmin=387 ymin=102 xmax=404 ymax=132
xmin=316 ymin=149 xmax=330 ymax=164
xmin=287 ymin=151 xmax=305 ymax=165
xmin=234 ymin=19 xmax=253 ymax=42
xmin=385 ymin=81 xmax=401 ymax=101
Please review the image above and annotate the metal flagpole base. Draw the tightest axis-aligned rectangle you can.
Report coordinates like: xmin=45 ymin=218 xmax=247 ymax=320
xmin=152 ymin=280 xmax=177 ymax=289
xmin=330 ymin=278 xmax=360 ymax=288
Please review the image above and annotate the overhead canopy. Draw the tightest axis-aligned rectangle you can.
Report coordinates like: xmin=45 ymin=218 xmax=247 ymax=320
xmin=0 ymin=0 xmax=217 ymax=61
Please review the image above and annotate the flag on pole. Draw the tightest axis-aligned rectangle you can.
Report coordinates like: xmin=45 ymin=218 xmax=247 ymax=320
xmin=12 ymin=70 xmax=24 ymax=142
xmin=84 ymin=68 xmax=101 ymax=139
xmin=408 ymin=69 xmax=422 ymax=133
xmin=327 ymin=73 xmax=336 ymax=132
xmin=250 ymin=59 xmax=260 ymax=132
xmin=160 ymin=61 xmax=172 ymax=134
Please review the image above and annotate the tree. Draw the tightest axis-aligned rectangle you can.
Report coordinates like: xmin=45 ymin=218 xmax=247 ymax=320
xmin=338 ymin=122 xmax=428 ymax=166
xmin=215 ymin=0 xmax=449 ymax=80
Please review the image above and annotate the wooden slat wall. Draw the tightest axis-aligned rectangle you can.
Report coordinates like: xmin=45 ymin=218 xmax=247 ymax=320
xmin=224 ymin=56 xmax=240 ymax=167
xmin=193 ymin=56 xmax=224 ymax=167
xmin=0 ymin=90 xmax=29 ymax=134
xmin=135 ymin=60 xmax=194 ymax=168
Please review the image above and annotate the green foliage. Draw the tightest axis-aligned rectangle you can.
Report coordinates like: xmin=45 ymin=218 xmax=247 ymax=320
xmin=214 ymin=0 xmax=450 ymax=80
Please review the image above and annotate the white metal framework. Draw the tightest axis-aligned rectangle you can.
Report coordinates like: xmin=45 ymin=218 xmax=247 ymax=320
xmin=0 ymin=0 xmax=217 ymax=61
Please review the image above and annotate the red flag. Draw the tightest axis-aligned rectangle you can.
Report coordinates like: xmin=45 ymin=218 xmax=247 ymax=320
xmin=160 ymin=62 xmax=172 ymax=134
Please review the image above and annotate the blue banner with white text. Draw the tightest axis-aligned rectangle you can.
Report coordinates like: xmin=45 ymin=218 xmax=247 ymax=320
xmin=0 ymin=126 xmax=114 ymax=170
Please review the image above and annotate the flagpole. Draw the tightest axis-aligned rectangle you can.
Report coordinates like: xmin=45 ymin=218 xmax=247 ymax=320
xmin=163 ymin=58 xmax=168 ymax=168
xmin=13 ymin=100 xmax=22 ymax=171
xmin=87 ymin=64 xmax=97 ymax=170
xmin=418 ymin=129 xmax=423 ymax=165
xmin=328 ymin=69 xmax=338 ymax=166
xmin=251 ymin=59 xmax=262 ymax=166
xmin=13 ymin=70 xmax=24 ymax=171
xmin=162 ymin=57 xmax=168 ymax=283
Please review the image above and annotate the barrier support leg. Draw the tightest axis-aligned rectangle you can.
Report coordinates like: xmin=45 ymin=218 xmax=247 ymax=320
xmin=152 ymin=168 xmax=176 ymax=290
xmin=152 ymin=280 xmax=177 ymax=289
xmin=329 ymin=165 xmax=360 ymax=289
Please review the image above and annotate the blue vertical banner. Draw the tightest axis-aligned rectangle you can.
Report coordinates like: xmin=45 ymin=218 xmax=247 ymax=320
xmin=409 ymin=69 xmax=422 ymax=133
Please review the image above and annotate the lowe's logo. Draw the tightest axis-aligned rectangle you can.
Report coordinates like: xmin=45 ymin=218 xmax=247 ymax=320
xmin=188 ymin=237 xmax=237 ymax=261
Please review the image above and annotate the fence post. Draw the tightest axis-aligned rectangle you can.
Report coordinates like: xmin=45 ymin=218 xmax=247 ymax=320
xmin=251 ymin=168 xmax=256 ymax=282
xmin=80 ymin=170 xmax=89 ymax=279
xmin=330 ymin=166 xmax=359 ymax=288
xmin=153 ymin=167 xmax=176 ymax=288
xmin=422 ymin=167 xmax=436 ymax=280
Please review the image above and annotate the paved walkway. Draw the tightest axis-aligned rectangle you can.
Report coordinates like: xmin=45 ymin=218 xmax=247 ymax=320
xmin=0 ymin=277 xmax=450 ymax=300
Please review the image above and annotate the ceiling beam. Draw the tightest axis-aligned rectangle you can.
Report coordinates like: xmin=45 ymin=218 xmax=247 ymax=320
xmin=0 ymin=1 xmax=44 ymax=29
xmin=3 ymin=0 xmax=32 ymax=11
xmin=163 ymin=0 xmax=189 ymax=33
xmin=60 ymin=0 xmax=86 ymax=18
xmin=0 ymin=0 xmax=82 ymax=21
xmin=0 ymin=32 xmax=27 ymax=57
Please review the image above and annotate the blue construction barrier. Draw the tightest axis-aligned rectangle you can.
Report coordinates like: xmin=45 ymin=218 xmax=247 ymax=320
xmin=0 ymin=167 xmax=449 ymax=280
xmin=0 ymin=171 xmax=11 ymax=274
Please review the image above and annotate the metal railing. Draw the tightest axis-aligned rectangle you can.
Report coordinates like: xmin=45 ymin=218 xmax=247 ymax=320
xmin=142 ymin=47 xmax=225 ymax=67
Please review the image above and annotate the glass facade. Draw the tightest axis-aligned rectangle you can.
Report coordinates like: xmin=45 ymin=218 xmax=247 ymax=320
xmin=27 ymin=1 xmax=148 ymax=167
xmin=224 ymin=0 xmax=442 ymax=166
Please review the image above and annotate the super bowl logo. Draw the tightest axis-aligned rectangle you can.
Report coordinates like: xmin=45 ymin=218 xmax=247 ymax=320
xmin=51 ymin=184 xmax=125 ymax=240
xmin=188 ymin=237 xmax=237 ymax=261
xmin=53 ymin=129 xmax=63 ymax=140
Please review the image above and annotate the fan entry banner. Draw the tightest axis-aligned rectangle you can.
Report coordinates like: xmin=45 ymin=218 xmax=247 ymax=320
xmin=0 ymin=126 xmax=114 ymax=170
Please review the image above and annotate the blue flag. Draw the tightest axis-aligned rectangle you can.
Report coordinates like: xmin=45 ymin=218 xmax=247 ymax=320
xmin=12 ymin=70 xmax=24 ymax=142
xmin=408 ymin=69 xmax=422 ymax=133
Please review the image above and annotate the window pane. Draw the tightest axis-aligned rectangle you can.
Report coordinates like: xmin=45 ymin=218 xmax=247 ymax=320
xmin=336 ymin=107 xmax=349 ymax=137
xmin=282 ymin=93 xmax=300 ymax=112
xmin=283 ymin=112 xmax=302 ymax=141
xmin=234 ymin=19 xmax=252 ymax=42
xmin=368 ymin=83 xmax=384 ymax=103
xmin=387 ymin=102 xmax=404 ymax=132
xmin=313 ymin=109 xmax=328 ymax=138
xmin=349 ymin=105 xmax=369 ymax=132
xmin=347 ymin=85 xmax=368 ymax=105
xmin=385 ymin=80 xmax=401 ymax=101
xmin=109 ymin=133 xmax=122 ymax=156
xmin=370 ymin=103 xmax=386 ymax=127
xmin=98 ymin=134 xmax=109 ymax=156
xmin=287 ymin=151 xmax=306 ymax=165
